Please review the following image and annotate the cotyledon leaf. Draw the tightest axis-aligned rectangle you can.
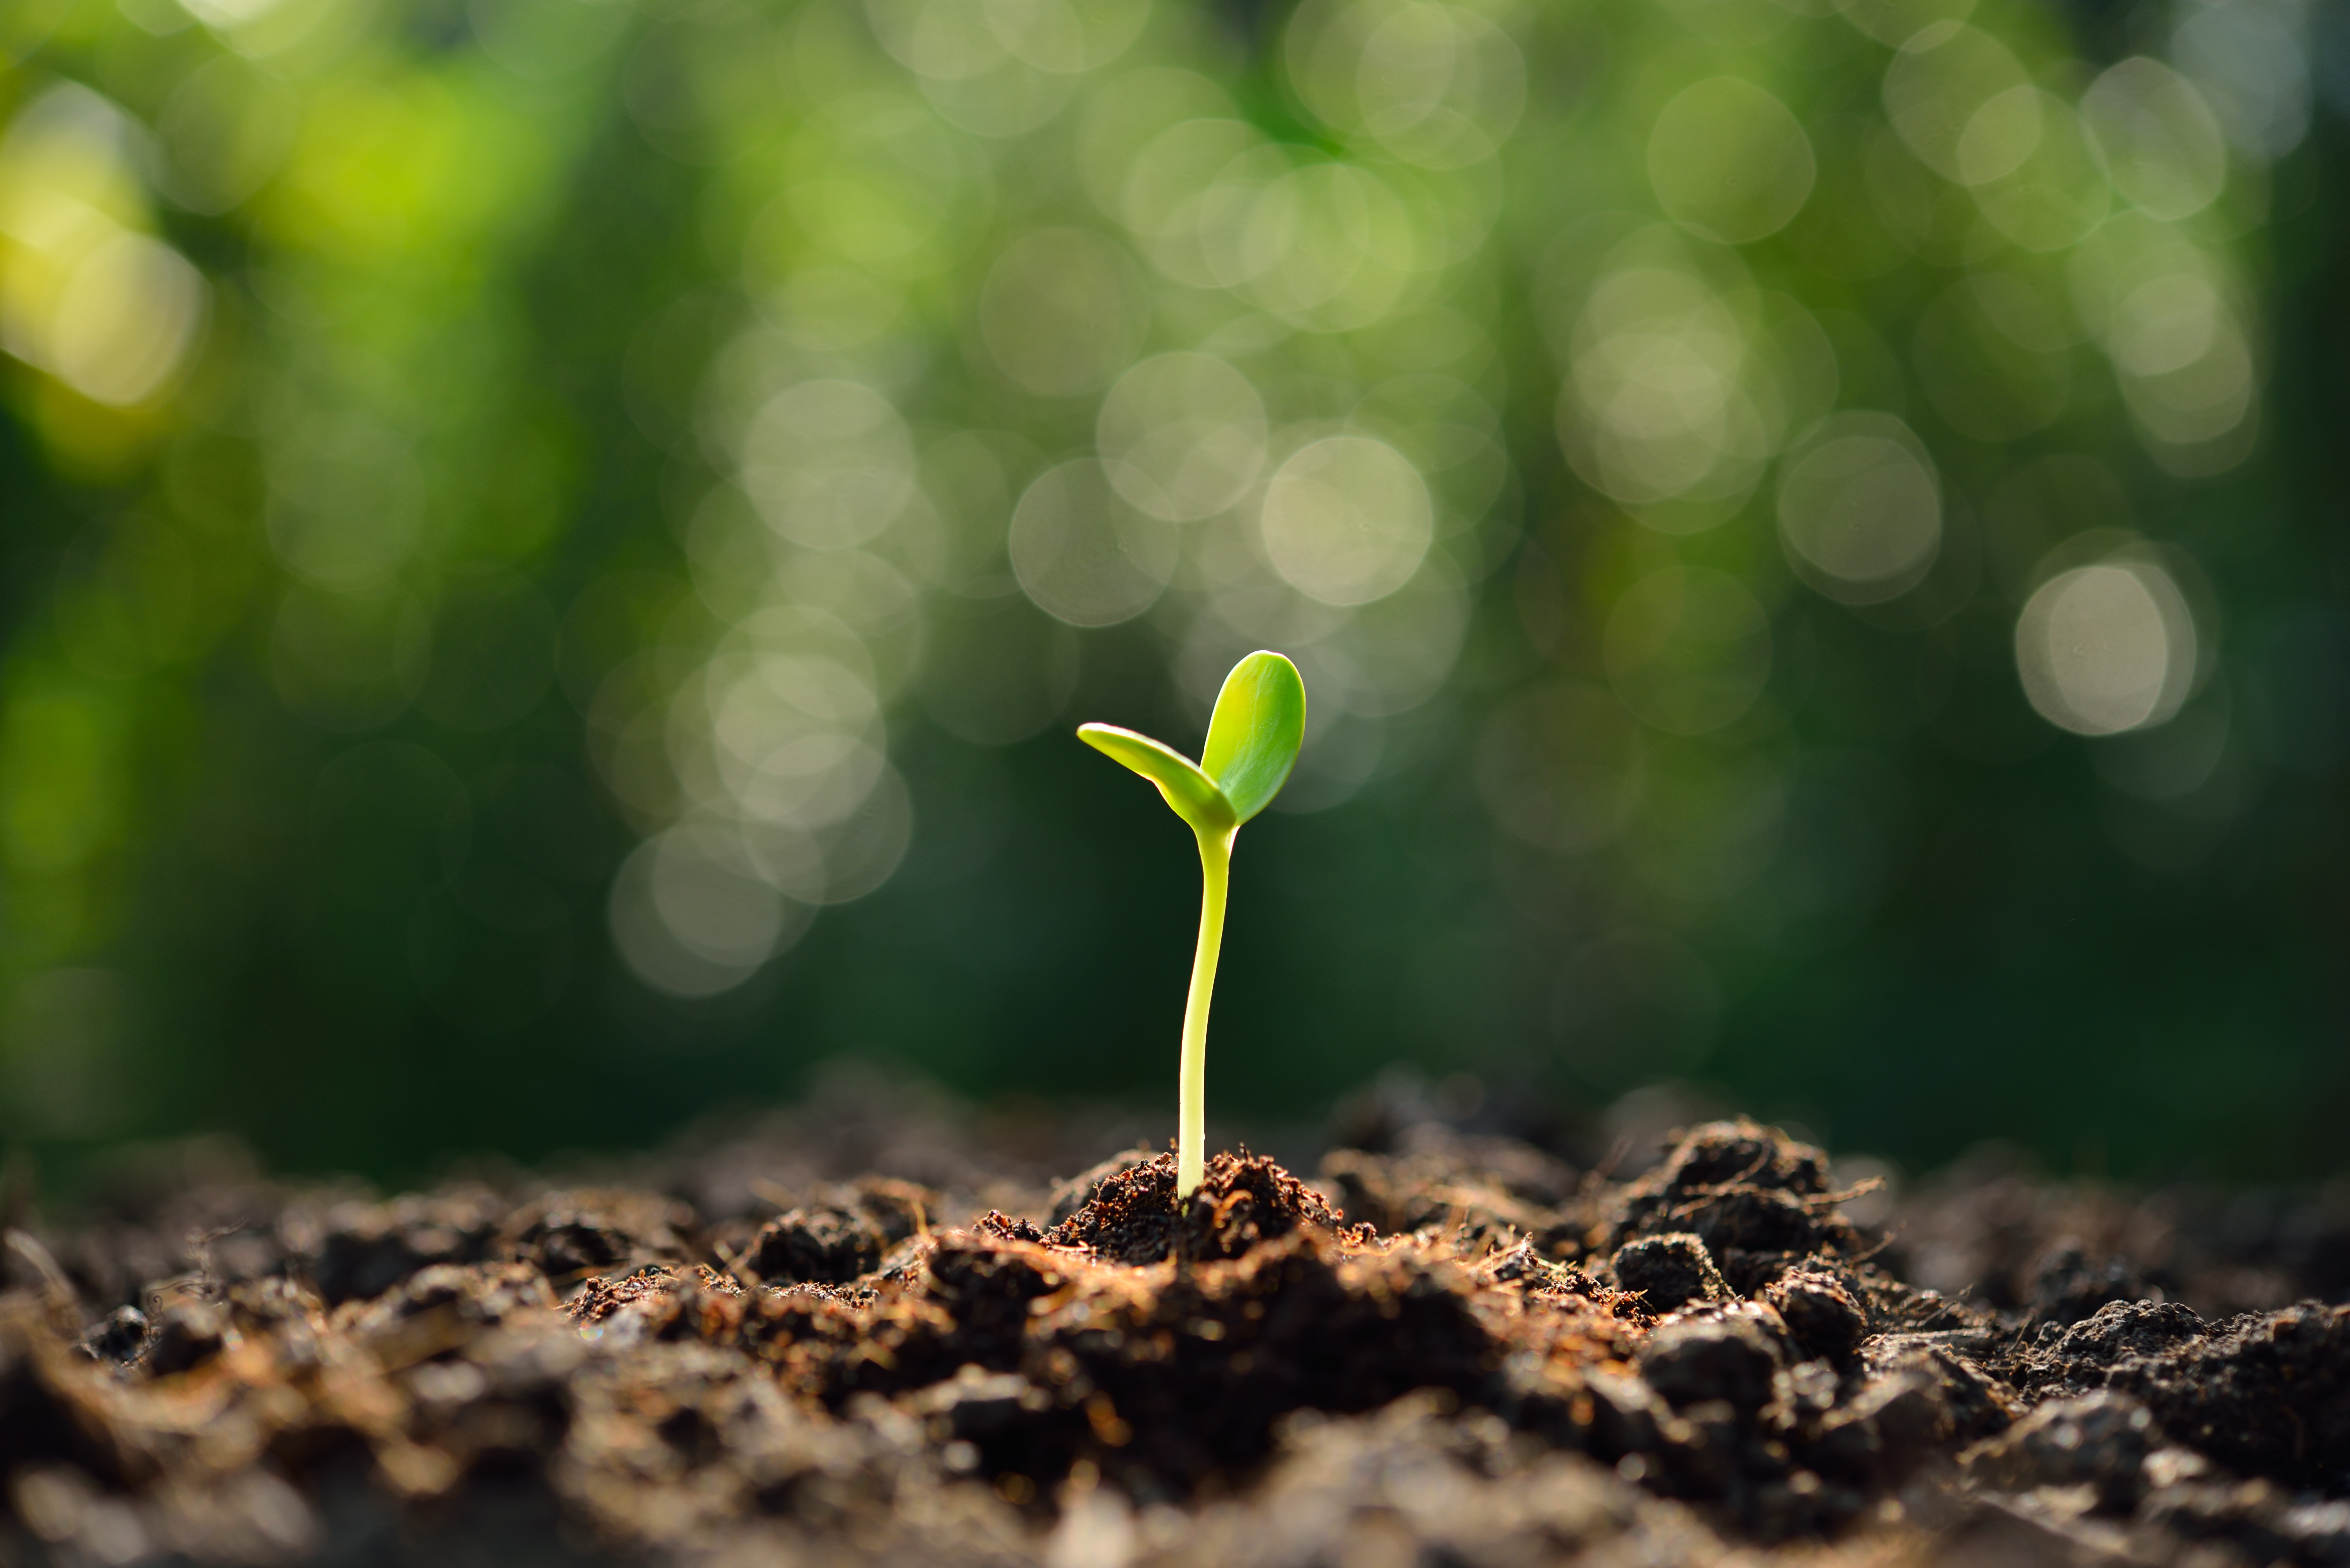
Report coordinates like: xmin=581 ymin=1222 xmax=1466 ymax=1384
xmin=1076 ymin=723 xmax=1237 ymax=834
xmin=1200 ymin=650 xmax=1306 ymax=825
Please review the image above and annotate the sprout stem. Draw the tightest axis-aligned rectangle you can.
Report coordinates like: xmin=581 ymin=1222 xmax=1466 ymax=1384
xmin=1178 ymin=824 xmax=1233 ymax=1197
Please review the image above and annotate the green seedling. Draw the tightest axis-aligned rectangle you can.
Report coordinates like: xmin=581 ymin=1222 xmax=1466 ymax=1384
xmin=1079 ymin=651 xmax=1306 ymax=1198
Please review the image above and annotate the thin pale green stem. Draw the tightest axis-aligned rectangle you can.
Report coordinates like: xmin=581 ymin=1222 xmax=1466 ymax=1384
xmin=1178 ymin=825 xmax=1233 ymax=1198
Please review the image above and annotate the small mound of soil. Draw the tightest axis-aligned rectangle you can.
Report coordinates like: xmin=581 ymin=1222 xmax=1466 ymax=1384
xmin=1 ymin=1114 xmax=2344 ymax=1567
xmin=1607 ymin=1118 xmax=1868 ymax=1293
xmin=1043 ymin=1150 xmax=1342 ymax=1264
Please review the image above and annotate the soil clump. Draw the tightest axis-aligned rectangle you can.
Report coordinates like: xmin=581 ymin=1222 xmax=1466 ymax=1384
xmin=1 ymin=1103 xmax=2345 ymax=1566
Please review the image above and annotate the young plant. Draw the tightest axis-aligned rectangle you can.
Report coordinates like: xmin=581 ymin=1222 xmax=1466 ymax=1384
xmin=1079 ymin=651 xmax=1306 ymax=1198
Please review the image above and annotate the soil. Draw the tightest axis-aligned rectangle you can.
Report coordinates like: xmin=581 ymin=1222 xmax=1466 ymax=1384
xmin=2 ymin=1083 xmax=2346 ymax=1567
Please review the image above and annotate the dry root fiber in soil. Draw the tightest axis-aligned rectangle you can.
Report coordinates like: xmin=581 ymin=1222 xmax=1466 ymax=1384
xmin=2 ymin=1115 xmax=2346 ymax=1567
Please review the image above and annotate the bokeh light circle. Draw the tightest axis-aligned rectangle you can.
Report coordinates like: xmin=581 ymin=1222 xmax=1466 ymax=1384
xmin=2081 ymin=57 xmax=2227 ymax=222
xmin=1097 ymin=352 xmax=1268 ymax=521
xmin=1352 ymin=3 xmax=1526 ymax=168
xmin=1287 ymin=0 xmax=1527 ymax=169
xmin=739 ymin=381 xmax=915 ymax=550
xmin=2015 ymin=557 xmax=2197 ymax=735
xmin=1010 ymin=458 xmax=1180 ymax=626
xmin=1647 ymin=77 xmax=1816 ymax=245
xmin=1776 ymin=414 xmax=1942 ymax=602
xmin=1883 ymin=24 xmax=2029 ymax=185
xmin=1258 ymin=435 xmax=1433 ymax=606
xmin=702 ymin=650 xmax=883 ymax=830
xmin=608 ymin=825 xmax=811 ymax=998
xmin=1558 ymin=257 xmax=1774 ymax=531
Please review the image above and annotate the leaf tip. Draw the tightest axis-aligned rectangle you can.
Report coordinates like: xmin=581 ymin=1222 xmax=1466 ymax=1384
xmin=1202 ymin=650 xmax=1307 ymax=824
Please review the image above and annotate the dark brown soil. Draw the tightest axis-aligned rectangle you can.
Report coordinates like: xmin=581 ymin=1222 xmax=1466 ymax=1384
xmin=2 ymin=1092 xmax=2346 ymax=1567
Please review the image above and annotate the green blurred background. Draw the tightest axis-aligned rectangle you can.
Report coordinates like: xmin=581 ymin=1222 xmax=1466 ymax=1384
xmin=0 ymin=0 xmax=2343 ymax=1186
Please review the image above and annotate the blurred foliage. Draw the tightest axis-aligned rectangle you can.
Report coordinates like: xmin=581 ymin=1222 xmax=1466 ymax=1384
xmin=0 ymin=0 xmax=2344 ymax=1183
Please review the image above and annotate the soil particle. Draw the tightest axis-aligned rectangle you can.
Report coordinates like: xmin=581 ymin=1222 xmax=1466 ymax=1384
xmin=1961 ymin=1391 xmax=2159 ymax=1509
xmin=2026 ymin=1242 xmax=2163 ymax=1327
xmin=1762 ymin=1265 xmax=1868 ymax=1366
xmin=347 ymin=1261 xmax=557 ymax=1342
xmin=1864 ymin=1335 xmax=2020 ymax=1445
xmin=1 ymin=1112 xmax=2344 ymax=1566
xmin=1045 ymin=1149 xmax=1157 ymax=1228
xmin=1135 ymin=1394 xmax=1727 ymax=1568
xmin=1637 ymin=1302 xmax=1789 ymax=1415
xmin=1611 ymin=1232 xmax=1732 ymax=1311
xmin=143 ymin=1298 xmax=231 ymax=1376
xmin=567 ymin=1264 xmax=742 ymax=1337
xmin=287 ymin=1190 xmax=502 ymax=1308
xmin=2140 ymin=1474 xmax=2350 ymax=1564
xmin=744 ymin=1207 xmax=885 ymax=1285
xmin=498 ymin=1192 xmax=695 ymax=1282
xmin=1804 ymin=1364 xmax=1947 ymax=1487
xmin=1606 ymin=1120 xmax=1869 ymax=1294
xmin=80 ymin=1306 xmax=148 ymax=1366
